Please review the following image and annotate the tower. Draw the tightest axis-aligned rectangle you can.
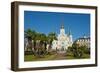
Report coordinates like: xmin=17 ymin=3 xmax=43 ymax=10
xmin=60 ymin=24 xmax=65 ymax=35
xmin=68 ymin=29 xmax=73 ymax=46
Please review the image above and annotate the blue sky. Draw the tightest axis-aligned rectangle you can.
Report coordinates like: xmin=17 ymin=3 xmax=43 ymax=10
xmin=24 ymin=11 xmax=90 ymax=41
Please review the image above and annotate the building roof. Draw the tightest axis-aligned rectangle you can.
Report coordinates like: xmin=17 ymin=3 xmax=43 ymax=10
xmin=74 ymin=36 xmax=90 ymax=43
xmin=78 ymin=37 xmax=90 ymax=40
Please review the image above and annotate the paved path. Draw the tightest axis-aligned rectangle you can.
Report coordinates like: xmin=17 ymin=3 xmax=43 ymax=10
xmin=54 ymin=53 xmax=67 ymax=60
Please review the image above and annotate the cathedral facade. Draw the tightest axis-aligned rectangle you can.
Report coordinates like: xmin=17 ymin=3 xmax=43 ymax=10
xmin=52 ymin=24 xmax=73 ymax=53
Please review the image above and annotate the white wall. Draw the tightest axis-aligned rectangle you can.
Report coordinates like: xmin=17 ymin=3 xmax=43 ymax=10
xmin=0 ymin=0 xmax=99 ymax=73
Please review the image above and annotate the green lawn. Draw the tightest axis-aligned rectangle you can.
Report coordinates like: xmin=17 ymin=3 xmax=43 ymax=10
xmin=24 ymin=53 xmax=90 ymax=61
xmin=24 ymin=54 xmax=57 ymax=61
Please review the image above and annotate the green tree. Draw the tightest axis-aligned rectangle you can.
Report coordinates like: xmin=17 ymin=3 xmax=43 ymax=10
xmin=48 ymin=32 xmax=57 ymax=44
xmin=68 ymin=43 xmax=90 ymax=58
xmin=25 ymin=29 xmax=36 ymax=41
xmin=24 ymin=29 xmax=36 ymax=54
xmin=71 ymin=43 xmax=83 ymax=58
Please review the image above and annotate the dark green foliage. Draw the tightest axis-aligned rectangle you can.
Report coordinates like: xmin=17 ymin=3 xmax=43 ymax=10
xmin=67 ymin=43 xmax=90 ymax=58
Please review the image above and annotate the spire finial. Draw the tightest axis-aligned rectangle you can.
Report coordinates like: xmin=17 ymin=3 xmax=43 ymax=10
xmin=61 ymin=21 xmax=64 ymax=29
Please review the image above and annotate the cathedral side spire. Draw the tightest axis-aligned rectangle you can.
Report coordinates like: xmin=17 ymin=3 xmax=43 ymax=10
xmin=69 ymin=29 xmax=71 ymax=35
xmin=67 ymin=26 xmax=71 ymax=35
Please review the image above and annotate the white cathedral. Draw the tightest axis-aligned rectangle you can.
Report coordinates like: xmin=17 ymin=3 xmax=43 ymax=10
xmin=52 ymin=24 xmax=73 ymax=53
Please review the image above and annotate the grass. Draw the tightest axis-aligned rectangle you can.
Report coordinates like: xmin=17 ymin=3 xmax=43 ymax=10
xmin=24 ymin=54 xmax=56 ymax=61
xmin=24 ymin=52 xmax=90 ymax=61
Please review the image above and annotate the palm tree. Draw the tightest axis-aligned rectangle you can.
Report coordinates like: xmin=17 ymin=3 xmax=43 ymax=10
xmin=24 ymin=29 xmax=36 ymax=52
xmin=48 ymin=32 xmax=57 ymax=44
xmin=25 ymin=29 xmax=36 ymax=40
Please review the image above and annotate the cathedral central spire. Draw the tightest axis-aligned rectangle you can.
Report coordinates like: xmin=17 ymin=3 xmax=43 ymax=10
xmin=60 ymin=23 xmax=65 ymax=35
xmin=61 ymin=23 xmax=64 ymax=29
